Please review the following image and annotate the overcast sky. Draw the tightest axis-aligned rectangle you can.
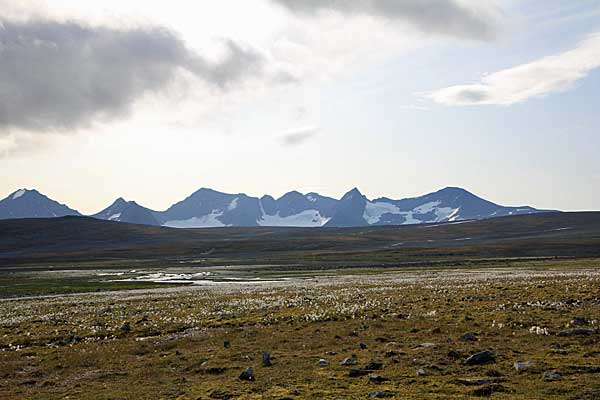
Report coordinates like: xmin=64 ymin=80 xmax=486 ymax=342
xmin=1 ymin=0 xmax=599 ymax=214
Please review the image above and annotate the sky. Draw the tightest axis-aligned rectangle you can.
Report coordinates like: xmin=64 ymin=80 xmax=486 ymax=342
xmin=0 ymin=0 xmax=599 ymax=214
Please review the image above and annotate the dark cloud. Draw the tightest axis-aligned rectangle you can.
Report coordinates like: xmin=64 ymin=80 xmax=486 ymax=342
xmin=271 ymin=0 xmax=501 ymax=40
xmin=279 ymin=126 xmax=318 ymax=146
xmin=0 ymin=19 xmax=265 ymax=132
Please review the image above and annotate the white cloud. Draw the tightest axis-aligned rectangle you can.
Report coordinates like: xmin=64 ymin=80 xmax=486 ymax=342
xmin=278 ymin=126 xmax=318 ymax=146
xmin=426 ymin=33 xmax=600 ymax=106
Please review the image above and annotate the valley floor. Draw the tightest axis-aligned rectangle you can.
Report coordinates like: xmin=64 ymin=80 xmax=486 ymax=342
xmin=1 ymin=264 xmax=600 ymax=399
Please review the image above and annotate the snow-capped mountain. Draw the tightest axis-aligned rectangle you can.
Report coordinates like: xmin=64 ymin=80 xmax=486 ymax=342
xmin=326 ymin=187 xmax=541 ymax=227
xmin=0 ymin=186 xmax=552 ymax=228
xmin=0 ymin=189 xmax=81 ymax=219
xmin=92 ymin=198 xmax=160 ymax=226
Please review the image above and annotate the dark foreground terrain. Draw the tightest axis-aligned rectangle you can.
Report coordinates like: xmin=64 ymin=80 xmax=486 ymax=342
xmin=1 ymin=266 xmax=600 ymax=399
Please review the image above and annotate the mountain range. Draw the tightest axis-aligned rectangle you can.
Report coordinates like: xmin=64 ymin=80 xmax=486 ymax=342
xmin=0 ymin=186 xmax=551 ymax=228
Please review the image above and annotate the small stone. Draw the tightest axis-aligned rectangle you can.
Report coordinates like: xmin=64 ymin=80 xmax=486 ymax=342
xmin=365 ymin=361 xmax=383 ymax=371
xmin=464 ymin=351 xmax=495 ymax=366
xmin=238 ymin=367 xmax=254 ymax=381
xmin=368 ymin=390 xmax=395 ymax=398
xmin=413 ymin=343 xmax=435 ymax=350
xmin=120 ymin=322 xmax=131 ymax=334
xmin=460 ymin=333 xmax=478 ymax=342
xmin=318 ymin=359 xmax=329 ymax=367
xmin=514 ymin=361 xmax=535 ymax=372
xmin=557 ymin=328 xmax=596 ymax=336
xmin=417 ymin=368 xmax=426 ymax=376
xmin=341 ymin=357 xmax=358 ymax=366
xmin=571 ymin=317 xmax=590 ymax=326
xmin=431 ymin=327 xmax=441 ymax=334
xmin=262 ymin=351 xmax=272 ymax=367
xmin=543 ymin=372 xmax=561 ymax=381
xmin=368 ymin=374 xmax=389 ymax=384
xmin=223 ymin=340 xmax=231 ymax=348
xmin=385 ymin=350 xmax=398 ymax=358
xmin=360 ymin=342 xmax=368 ymax=350
xmin=349 ymin=369 xmax=370 ymax=377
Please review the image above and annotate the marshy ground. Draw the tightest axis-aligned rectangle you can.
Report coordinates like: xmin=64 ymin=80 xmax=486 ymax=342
xmin=1 ymin=263 xmax=599 ymax=399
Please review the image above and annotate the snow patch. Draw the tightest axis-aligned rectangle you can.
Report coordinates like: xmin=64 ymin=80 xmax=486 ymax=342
xmin=258 ymin=209 xmax=329 ymax=227
xmin=108 ymin=213 xmax=121 ymax=221
xmin=228 ymin=197 xmax=239 ymax=211
xmin=12 ymin=189 xmax=26 ymax=200
xmin=363 ymin=201 xmax=401 ymax=224
xmin=307 ymin=195 xmax=317 ymax=203
xmin=163 ymin=210 xmax=226 ymax=228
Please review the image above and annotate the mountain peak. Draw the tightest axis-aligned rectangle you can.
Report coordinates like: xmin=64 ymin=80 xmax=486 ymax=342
xmin=341 ymin=187 xmax=364 ymax=200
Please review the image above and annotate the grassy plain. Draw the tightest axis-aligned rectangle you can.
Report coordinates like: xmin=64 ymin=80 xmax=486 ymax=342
xmin=1 ymin=262 xmax=599 ymax=399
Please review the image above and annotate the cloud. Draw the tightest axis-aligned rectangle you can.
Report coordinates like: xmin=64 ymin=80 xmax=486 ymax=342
xmin=426 ymin=33 xmax=600 ymax=106
xmin=0 ymin=19 xmax=267 ymax=133
xmin=270 ymin=0 xmax=502 ymax=41
xmin=278 ymin=126 xmax=318 ymax=146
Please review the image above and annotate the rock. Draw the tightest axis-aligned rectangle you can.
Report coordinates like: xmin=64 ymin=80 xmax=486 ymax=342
xmin=368 ymin=374 xmax=389 ymax=384
xmin=223 ymin=340 xmax=231 ymax=348
xmin=471 ymin=384 xmax=509 ymax=397
xmin=262 ymin=351 xmax=272 ymax=367
xmin=119 ymin=322 xmax=131 ymax=334
xmin=349 ymin=369 xmax=370 ymax=377
xmin=341 ymin=357 xmax=358 ymax=366
xmin=417 ymin=368 xmax=426 ymax=376
xmin=360 ymin=342 xmax=368 ymax=350
xmin=571 ymin=317 xmax=591 ymax=326
xmin=514 ymin=361 xmax=535 ymax=372
xmin=460 ymin=333 xmax=478 ymax=342
xmin=413 ymin=343 xmax=435 ymax=350
xmin=455 ymin=378 xmax=496 ymax=386
xmin=368 ymin=391 xmax=395 ymax=398
xmin=318 ymin=359 xmax=329 ymax=367
xmin=557 ymin=328 xmax=596 ymax=336
xmin=447 ymin=350 xmax=463 ymax=360
xmin=464 ymin=351 xmax=495 ymax=366
xmin=385 ymin=351 xmax=398 ymax=358
xmin=543 ymin=372 xmax=561 ymax=381
xmin=238 ymin=367 xmax=254 ymax=381
xmin=431 ymin=327 xmax=441 ymax=334
xmin=365 ymin=361 xmax=383 ymax=371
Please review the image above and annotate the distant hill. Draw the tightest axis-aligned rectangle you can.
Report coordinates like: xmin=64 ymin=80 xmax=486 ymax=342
xmin=1 ymin=212 xmax=599 ymax=267
xmin=0 ymin=186 xmax=554 ymax=228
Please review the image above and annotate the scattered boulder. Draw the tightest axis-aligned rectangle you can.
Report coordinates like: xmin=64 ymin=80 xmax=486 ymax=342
xmin=413 ymin=343 xmax=435 ymax=350
xmin=341 ymin=357 xmax=358 ymax=366
xmin=514 ymin=361 xmax=535 ymax=373
xmin=318 ymin=359 xmax=329 ymax=367
xmin=571 ymin=317 xmax=591 ymax=326
xmin=368 ymin=374 xmax=389 ymax=384
xmin=543 ymin=372 xmax=561 ymax=381
xmin=238 ymin=367 xmax=254 ymax=381
xmin=262 ymin=351 xmax=272 ymax=367
xmin=471 ymin=384 xmax=509 ymax=397
xmin=360 ymin=342 xmax=369 ymax=350
xmin=465 ymin=351 xmax=495 ymax=366
xmin=455 ymin=378 xmax=497 ymax=386
xmin=368 ymin=390 xmax=395 ymax=398
xmin=349 ymin=369 xmax=370 ymax=377
xmin=447 ymin=350 xmax=463 ymax=360
xmin=460 ymin=333 xmax=478 ymax=342
xmin=557 ymin=328 xmax=596 ymax=337
xmin=365 ymin=361 xmax=383 ymax=371
xmin=120 ymin=322 xmax=131 ymax=334
xmin=417 ymin=368 xmax=426 ymax=376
